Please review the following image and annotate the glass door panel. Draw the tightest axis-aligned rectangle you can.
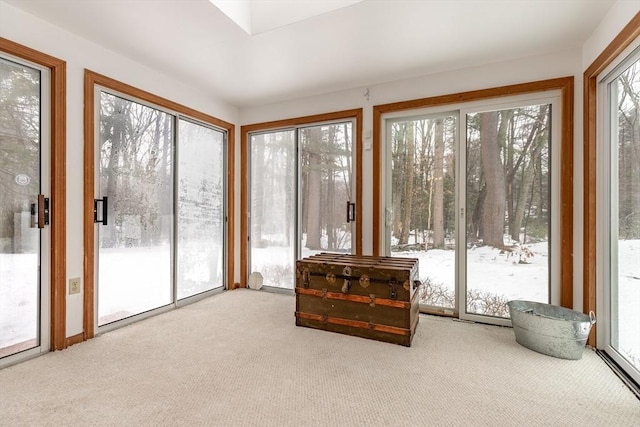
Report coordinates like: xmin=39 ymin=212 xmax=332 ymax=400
xmin=176 ymin=119 xmax=225 ymax=299
xmin=299 ymin=122 xmax=353 ymax=257
xmin=176 ymin=120 xmax=225 ymax=299
xmin=388 ymin=115 xmax=458 ymax=313
xmin=249 ymin=130 xmax=296 ymax=289
xmin=611 ymin=57 xmax=640 ymax=376
xmin=464 ymin=105 xmax=551 ymax=320
xmin=97 ymin=92 xmax=173 ymax=325
xmin=0 ymin=58 xmax=42 ymax=357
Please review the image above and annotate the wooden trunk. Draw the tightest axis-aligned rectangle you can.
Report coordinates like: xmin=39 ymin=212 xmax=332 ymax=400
xmin=295 ymin=253 xmax=421 ymax=347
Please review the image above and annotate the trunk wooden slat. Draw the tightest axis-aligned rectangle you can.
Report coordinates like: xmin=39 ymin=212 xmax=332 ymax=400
xmin=295 ymin=253 xmax=421 ymax=346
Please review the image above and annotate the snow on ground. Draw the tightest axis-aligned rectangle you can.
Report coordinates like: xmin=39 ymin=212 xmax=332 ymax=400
xmin=97 ymin=246 xmax=172 ymax=325
xmin=395 ymin=242 xmax=550 ymax=306
xmin=0 ymin=253 xmax=38 ymax=349
xmin=616 ymin=240 xmax=640 ymax=366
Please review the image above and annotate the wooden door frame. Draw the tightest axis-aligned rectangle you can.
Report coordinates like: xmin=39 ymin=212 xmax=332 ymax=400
xmin=372 ymin=77 xmax=574 ymax=309
xmin=0 ymin=37 xmax=67 ymax=351
xmin=83 ymin=70 xmax=235 ymax=339
xmin=583 ymin=13 xmax=640 ymax=346
xmin=240 ymin=109 xmax=363 ymax=288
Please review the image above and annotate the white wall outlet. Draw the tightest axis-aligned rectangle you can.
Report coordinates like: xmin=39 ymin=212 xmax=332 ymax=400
xmin=69 ymin=278 xmax=81 ymax=295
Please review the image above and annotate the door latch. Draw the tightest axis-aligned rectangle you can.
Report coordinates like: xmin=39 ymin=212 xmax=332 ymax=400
xmin=94 ymin=197 xmax=108 ymax=225
xmin=32 ymin=194 xmax=49 ymax=229
xmin=346 ymin=201 xmax=356 ymax=223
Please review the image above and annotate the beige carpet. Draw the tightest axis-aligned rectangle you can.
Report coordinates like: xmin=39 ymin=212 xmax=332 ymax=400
xmin=0 ymin=289 xmax=637 ymax=426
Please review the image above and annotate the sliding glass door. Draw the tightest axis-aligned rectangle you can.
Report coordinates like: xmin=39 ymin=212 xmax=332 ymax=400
xmin=299 ymin=123 xmax=354 ymax=257
xmin=602 ymin=48 xmax=640 ymax=383
xmin=385 ymin=96 xmax=559 ymax=326
xmin=249 ymin=130 xmax=296 ymax=289
xmin=177 ymin=119 xmax=226 ymax=300
xmin=97 ymin=92 xmax=173 ymax=325
xmin=462 ymin=104 xmax=552 ymax=324
xmin=386 ymin=114 xmax=458 ymax=314
xmin=95 ymin=89 xmax=227 ymax=329
xmin=249 ymin=121 xmax=355 ymax=290
xmin=0 ymin=56 xmax=50 ymax=362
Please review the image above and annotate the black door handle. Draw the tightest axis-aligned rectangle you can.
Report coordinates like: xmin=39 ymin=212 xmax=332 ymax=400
xmin=94 ymin=197 xmax=108 ymax=225
xmin=346 ymin=201 xmax=355 ymax=223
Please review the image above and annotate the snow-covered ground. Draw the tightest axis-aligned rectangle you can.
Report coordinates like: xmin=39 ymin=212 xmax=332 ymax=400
xmin=0 ymin=253 xmax=38 ymax=350
xmin=395 ymin=242 xmax=549 ymax=311
xmin=1 ymin=241 xmax=638 ymax=369
xmin=615 ymin=240 xmax=640 ymax=367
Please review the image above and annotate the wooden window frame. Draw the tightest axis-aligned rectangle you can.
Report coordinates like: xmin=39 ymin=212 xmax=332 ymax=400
xmin=583 ymin=13 xmax=640 ymax=346
xmin=372 ymin=77 xmax=574 ymax=309
xmin=83 ymin=70 xmax=235 ymax=339
xmin=0 ymin=38 xmax=67 ymax=351
xmin=239 ymin=109 xmax=363 ymax=288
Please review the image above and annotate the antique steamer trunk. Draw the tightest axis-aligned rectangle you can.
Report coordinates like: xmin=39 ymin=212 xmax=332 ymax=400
xmin=295 ymin=253 xmax=421 ymax=347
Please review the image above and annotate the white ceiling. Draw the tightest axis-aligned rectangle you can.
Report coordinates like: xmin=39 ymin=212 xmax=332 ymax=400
xmin=5 ymin=0 xmax=615 ymax=108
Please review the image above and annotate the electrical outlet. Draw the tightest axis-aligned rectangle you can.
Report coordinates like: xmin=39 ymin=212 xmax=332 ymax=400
xmin=69 ymin=278 xmax=81 ymax=295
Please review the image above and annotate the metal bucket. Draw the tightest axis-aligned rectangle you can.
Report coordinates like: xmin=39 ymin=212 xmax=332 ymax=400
xmin=507 ymin=300 xmax=596 ymax=360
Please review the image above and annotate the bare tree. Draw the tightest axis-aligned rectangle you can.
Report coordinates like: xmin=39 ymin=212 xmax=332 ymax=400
xmin=479 ymin=111 xmax=505 ymax=247
xmin=433 ymin=118 xmax=445 ymax=248
xmin=399 ymin=121 xmax=415 ymax=245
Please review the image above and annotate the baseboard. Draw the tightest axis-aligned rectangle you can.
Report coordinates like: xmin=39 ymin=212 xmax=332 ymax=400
xmin=65 ymin=333 xmax=84 ymax=348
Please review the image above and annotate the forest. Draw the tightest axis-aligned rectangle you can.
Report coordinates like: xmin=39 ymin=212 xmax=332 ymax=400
xmin=0 ymin=59 xmax=40 ymax=254
xmin=390 ymin=104 xmax=551 ymax=255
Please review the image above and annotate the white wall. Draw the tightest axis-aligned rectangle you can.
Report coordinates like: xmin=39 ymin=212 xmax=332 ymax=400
xmin=583 ymin=0 xmax=640 ymax=68
xmin=0 ymin=1 xmax=238 ymax=337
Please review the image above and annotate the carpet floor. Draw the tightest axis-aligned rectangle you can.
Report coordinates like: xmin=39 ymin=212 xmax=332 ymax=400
xmin=0 ymin=289 xmax=638 ymax=426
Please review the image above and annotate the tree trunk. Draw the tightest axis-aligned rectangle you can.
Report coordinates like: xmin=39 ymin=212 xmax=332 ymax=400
xmin=433 ymin=118 xmax=445 ymax=248
xmin=305 ymin=128 xmax=322 ymax=249
xmin=392 ymin=124 xmax=404 ymax=241
xmin=251 ymin=134 xmax=265 ymax=243
xmin=512 ymin=106 xmax=547 ymax=242
xmin=480 ymin=111 xmax=505 ymax=247
xmin=399 ymin=122 xmax=415 ymax=245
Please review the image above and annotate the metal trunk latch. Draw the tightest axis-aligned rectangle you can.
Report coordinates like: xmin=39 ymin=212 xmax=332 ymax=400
xmin=342 ymin=266 xmax=352 ymax=293
xmin=389 ymin=278 xmax=398 ymax=300
xmin=341 ymin=279 xmax=351 ymax=293
xmin=302 ymin=268 xmax=310 ymax=289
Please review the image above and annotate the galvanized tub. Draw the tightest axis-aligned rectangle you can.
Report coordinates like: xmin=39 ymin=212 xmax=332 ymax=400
xmin=507 ymin=300 xmax=596 ymax=360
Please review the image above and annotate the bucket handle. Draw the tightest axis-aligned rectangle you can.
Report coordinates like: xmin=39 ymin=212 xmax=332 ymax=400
xmin=589 ymin=311 xmax=596 ymax=325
